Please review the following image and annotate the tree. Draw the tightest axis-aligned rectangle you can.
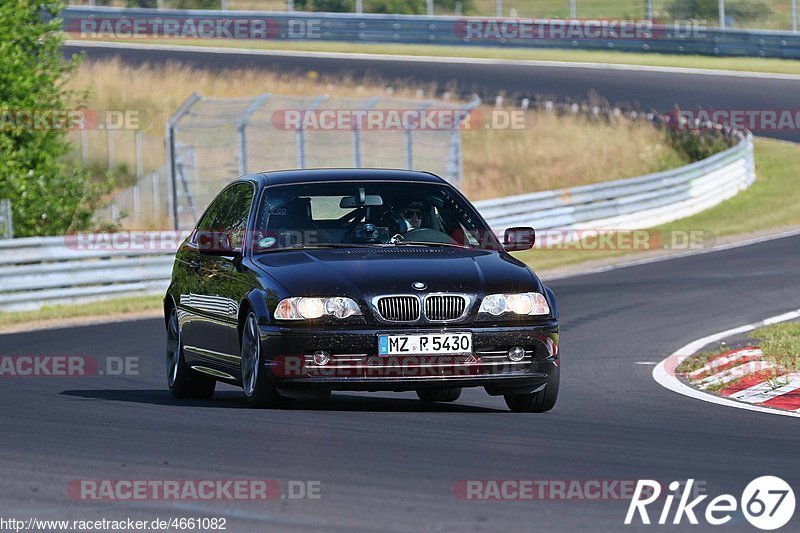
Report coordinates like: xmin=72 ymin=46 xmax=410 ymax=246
xmin=0 ymin=1 xmax=104 ymax=237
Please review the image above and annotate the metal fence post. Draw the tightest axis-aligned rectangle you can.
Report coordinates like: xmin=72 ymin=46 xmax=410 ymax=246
xmin=793 ymin=0 xmax=798 ymax=32
xmin=426 ymin=0 xmax=434 ymax=16
xmin=80 ymin=129 xmax=88 ymax=164
xmin=0 ymin=199 xmax=12 ymax=239
xmin=296 ymin=96 xmax=328 ymax=169
xmin=353 ymin=97 xmax=381 ymax=168
xmin=6 ymin=200 xmax=12 ymax=239
xmin=355 ymin=0 xmax=363 ymax=13
xmin=152 ymin=171 xmax=160 ymax=225
xmin=133 ymin=184 xmax=140 ymax=226
xmin=406 ymin=101 xmax=435 ymax=170
xmin=646 ymin=0 xmax=653 ymax=21
xmin=570 ymin=0 xmax=577 ymax=18
xmin=719 ymin=0 xmax=726 ymax=28
xmin=404 ymin=128 xmax=414 ymax=169
xmin=496 ymin=0 xmax=502 ymax=17
xmin=106 ymin=128 xmax=114 ymax=169
xmin=166 ymin=92 xmax=201 ymax=230
xmin=447 ymin=96 xmax=481 ymax=186
xmin=135 ymin=130 xmax=143 ymax=180
xmin=237 ymin=94 xmax=271 ymax=176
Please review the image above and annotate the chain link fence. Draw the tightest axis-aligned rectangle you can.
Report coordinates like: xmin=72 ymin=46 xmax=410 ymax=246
xmin=67 ymin=124 xmax=172 ymax=230
xmin=166 ymin=92 xmax=479 ymax=230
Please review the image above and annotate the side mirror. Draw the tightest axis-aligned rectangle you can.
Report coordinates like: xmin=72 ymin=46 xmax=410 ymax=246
xmin=196 ymin=231 xmax=241 ymax=257
xmin=503 ymin=227 xmax=535 ymax=252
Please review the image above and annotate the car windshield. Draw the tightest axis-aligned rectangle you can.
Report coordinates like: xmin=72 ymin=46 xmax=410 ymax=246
xmin=253 ymin=181 xmax=500 ymax=251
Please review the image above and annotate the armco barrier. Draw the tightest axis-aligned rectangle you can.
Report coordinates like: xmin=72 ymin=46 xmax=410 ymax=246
xmin=0 ymin=133 xmax=754 ymax=312
xmin=60 ymin=6 xmax=800 ymax=59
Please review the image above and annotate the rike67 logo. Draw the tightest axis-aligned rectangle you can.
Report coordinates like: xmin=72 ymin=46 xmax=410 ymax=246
xmin=626 ymin=477 xmax=795 ymax=530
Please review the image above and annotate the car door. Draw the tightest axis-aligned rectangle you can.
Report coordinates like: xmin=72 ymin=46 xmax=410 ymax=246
xmin=181 ymin=182 xmax=255 ymax=374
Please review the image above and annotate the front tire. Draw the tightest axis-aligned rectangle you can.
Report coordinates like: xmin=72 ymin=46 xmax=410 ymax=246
xmin=240 ymin=312 xmax=283 ymax=408
xmin=504 ymin=371 xmax=559 ymax=413
xmin=416 ymin=388 xmax=462 ymax=402
xmin=166 ymin=307 xmax=216 ymax=399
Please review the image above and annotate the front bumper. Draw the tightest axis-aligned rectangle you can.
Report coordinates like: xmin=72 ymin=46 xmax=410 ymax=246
xmin=258 ymin=322 xmax=559 ymax=394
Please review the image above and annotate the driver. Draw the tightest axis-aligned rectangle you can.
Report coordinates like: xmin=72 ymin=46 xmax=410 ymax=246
xmin=398 ymin=201 xmax=425 ymax=232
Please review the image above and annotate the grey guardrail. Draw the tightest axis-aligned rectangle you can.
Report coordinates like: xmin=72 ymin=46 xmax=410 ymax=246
xmin=473 ymin=132 xmax=754 ymax=232
xmin=61 ymin=6 xmax=800 ymax=59
xmin=0 ymin=133 xmax=754 ymax=312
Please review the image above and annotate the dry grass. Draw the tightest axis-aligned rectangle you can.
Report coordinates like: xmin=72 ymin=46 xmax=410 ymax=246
xmin=66 ymin=59 xmax=684 ymax=205
xmin=461 ymin=112 xmax=683 ymax=199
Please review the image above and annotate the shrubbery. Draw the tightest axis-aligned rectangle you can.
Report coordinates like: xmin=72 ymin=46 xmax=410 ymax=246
xmin=0 ymin=1 xmax=111 ymax=237
xmin=665 ymin=0 xmax=772 ymax=23
xmin=94 ymin=0 xmax=474 ymax=14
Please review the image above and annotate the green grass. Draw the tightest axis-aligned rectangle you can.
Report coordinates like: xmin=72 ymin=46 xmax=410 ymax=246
xmin=74 ymin=38 xmax=800 ymax=76
xmin=675 ymin=348 xmax=726 ymax=374
xmin=753 ymin=321 xmax=800 ymax=371
xmin=0 ymin=294 xmax=163 ymax=329
xmin=514 ymin=137 xmax=800 ymax=271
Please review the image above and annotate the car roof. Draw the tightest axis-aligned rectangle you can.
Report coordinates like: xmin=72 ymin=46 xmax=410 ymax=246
xmin=238 ymin=168 xmax=448 ymax=187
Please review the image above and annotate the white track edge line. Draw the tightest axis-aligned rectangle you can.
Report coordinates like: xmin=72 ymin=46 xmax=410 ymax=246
xmin=64 ymin=40 xmax=800 ymax=81
xmin=653 ymin=309 xmax=800 ymax=418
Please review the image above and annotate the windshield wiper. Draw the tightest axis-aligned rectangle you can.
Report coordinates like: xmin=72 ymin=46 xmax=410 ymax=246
xmin=394 ymin=240 xmax=473 ymax=249
xmin=256 ymin=243 xmax=378 ymax=253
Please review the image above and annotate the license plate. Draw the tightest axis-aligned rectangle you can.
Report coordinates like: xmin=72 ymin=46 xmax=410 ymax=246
xmin=378 ymin=333 xmax=472 ymax=356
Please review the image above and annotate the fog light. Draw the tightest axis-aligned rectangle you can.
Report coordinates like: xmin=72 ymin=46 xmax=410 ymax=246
xmin=312 ymin=350 xmax=331 ymax=366
xmin=508 ymin=346 xmax=526 ymax=362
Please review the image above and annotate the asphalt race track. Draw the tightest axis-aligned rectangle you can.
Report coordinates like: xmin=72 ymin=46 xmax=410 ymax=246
xmin=2 ymin=234 xmax=799 ymax=531
xmin=6 ymin=42 xmax=792 ymax=530
xmin=64 ymin=42 xmax=800 ymax=142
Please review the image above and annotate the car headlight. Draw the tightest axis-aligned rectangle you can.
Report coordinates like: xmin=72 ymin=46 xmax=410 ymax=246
xmin=479 ymin=292 xmax=549 ymax=316
xmin=274 ymin=297 xmax=362 ymax=320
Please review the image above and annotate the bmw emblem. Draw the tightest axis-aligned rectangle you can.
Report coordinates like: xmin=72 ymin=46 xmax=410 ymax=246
xmin=412 ymin=282 xmax=427 ymax=291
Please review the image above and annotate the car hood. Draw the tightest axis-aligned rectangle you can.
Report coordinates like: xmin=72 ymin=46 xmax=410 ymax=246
xmin=254 ymin=246 xmax=541 ymax=298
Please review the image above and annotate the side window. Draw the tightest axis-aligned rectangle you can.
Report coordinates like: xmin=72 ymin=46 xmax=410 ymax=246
xmin=196 ymin=183 xmax=254 ymax=249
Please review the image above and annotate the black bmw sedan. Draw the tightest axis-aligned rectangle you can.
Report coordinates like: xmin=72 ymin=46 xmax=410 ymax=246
xmin=164 ymin=169 xmax=559 ymax=412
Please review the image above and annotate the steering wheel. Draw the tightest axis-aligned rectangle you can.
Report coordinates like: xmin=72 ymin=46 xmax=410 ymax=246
xmin=339 ymin=209 xmax=367 ymax=243
xmin=403 ymin=228 xmax=458 ymax=244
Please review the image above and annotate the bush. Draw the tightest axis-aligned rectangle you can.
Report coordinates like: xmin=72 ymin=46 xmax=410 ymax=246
xmin=0 ymin=1 xmax=111 ymax=237
xmin=364 ymin=0 xmax=472 ymax=14
xmin=311 ymin=0 xmax=355 ymax=12
xmin=666 ymin=130 xmax=732 ymax=162
xmin=95 ymin=0 xmax=221 ymax=7
xmin=665 ymin=0 xmax=772 ymax=22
